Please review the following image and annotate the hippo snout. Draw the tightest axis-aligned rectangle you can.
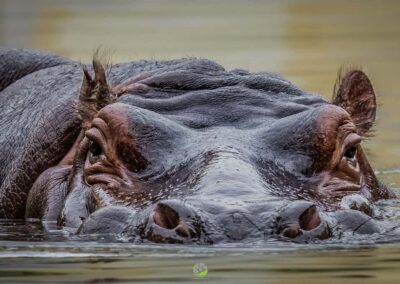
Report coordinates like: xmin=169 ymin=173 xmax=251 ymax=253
xmin=77 ymin=201 xmax=206 ymax=243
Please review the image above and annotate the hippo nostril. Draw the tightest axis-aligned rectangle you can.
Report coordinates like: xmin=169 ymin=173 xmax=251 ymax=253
xmin=146 ymin=200 xmax=204 ymax=243
xmin=299 ymin=204 xmax=321 ymax=231
xmin=153 ymin=203 xmax=180 ymax=229
xmin=175 ymin=222 xmax=196 ymax=238
xmin=278 ymin=201 xmax=326 ymax=240
xmin=282 ymin=226 xmax=302 ymax=238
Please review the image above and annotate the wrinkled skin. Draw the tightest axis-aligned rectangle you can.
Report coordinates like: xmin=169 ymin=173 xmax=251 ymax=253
xmin=0 ymin=48 xmax=396 ymax=244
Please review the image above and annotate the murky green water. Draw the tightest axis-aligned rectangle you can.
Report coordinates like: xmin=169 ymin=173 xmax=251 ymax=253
xmin=2 ymin=241 xmax=400 ymax=284
xmin=1 ymin=0 xmax=400 ymax=283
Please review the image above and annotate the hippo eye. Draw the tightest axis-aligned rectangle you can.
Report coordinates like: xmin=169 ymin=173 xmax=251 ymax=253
xmin=88 ymin=140 xmax=103 ymax=163
xmin=344 ymin=146 xmax=357 ymax=160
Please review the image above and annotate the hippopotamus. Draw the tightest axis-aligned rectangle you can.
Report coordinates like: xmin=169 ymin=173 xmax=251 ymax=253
xmin=0 ymin=48 xmax=396 ymax=244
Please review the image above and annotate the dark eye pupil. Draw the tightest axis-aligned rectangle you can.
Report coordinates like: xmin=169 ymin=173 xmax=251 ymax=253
xmin=345 ymin=146 xmax=357 ymax=159
xmin=89 ymin=141 xmax=102 ymax=156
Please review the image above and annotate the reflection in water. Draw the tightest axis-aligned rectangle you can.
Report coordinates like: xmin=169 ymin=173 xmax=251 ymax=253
xmin=0 ymin=0 xmax=400 ymax=283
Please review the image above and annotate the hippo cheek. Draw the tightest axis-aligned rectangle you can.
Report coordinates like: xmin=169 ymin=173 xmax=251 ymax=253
xmin=277 ymin=201 xmax=331 ymax=242
xmin=144 ymin=200 xmax=205 ymax=244
xmin=332 ymin=209 xmax=380 ymax=235
xmin=77 ymin=206 xmax=136 ymax=235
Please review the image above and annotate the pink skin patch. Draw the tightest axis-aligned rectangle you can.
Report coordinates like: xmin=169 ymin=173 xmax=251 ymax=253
xmin=299 ymin=205 xmax=321 ymax=231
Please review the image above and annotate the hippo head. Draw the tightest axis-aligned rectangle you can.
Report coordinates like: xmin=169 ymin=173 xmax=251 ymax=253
xmin=26 ymin=59 xmax=395 ymax=244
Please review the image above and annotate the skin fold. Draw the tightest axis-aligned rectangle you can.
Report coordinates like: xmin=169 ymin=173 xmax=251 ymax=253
xmin=0 ymin=48 xmax=396 ymax=244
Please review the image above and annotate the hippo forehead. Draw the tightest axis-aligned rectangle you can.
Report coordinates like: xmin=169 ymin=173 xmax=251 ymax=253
xmin=111 ymin=58 xmax=327 ymax=130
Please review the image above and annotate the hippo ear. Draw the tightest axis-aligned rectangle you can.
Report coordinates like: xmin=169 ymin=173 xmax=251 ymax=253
xmin=77 ymin=58 xmax=116 ymax=128
xmin=332 ymin=70 xmax=376 ymax=135
xmin=79 ymin=59 xmax=115 ymax=106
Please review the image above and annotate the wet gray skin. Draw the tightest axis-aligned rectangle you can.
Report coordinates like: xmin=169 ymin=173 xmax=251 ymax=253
xmin=0 ymin=48 xmax=396 ymax=244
